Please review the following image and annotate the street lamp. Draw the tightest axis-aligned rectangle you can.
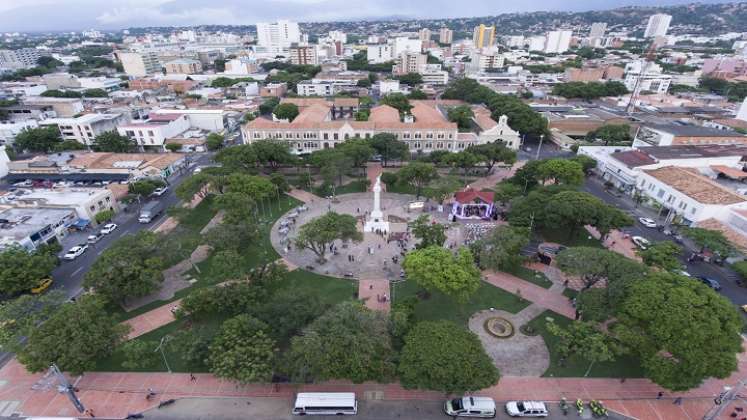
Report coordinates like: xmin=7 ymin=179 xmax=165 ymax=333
xmin=535 ymin=134 xmax=545 ymax=160
xmin=155 ymin=335 xmax=173 ymax=373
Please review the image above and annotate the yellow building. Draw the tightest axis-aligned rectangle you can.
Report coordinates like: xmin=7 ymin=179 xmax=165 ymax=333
xmin=473 ymin=24 xmax=496 ymax=49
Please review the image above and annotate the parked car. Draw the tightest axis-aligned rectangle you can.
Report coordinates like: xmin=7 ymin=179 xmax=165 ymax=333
xmin=87 ymin=232 xmax=104 ymax=243
xmin=638 ymin=217 xmax=658 ymax=228
xmin=698 ymin=276 xmax=722 ymax=291
xmin=631 ymin=236 xmax=650 ymax=250
xmin=444 ymin=396 xmax=496 ymax=418
xmin=151 ymin=186 xmax=169 ymax=197
xmin=101 ymin=223 xmax=118 ymax=234
xmin=63 ymin=244 xmax=88 ymax=260
xmin=30 ymin=278 xmax=53 ymax=294
xmin=505 ymin=401 xmax=549 ymax=417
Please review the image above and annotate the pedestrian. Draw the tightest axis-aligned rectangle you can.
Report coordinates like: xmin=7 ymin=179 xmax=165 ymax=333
xmin=190 ymin=373 xmax=196 ymax=382
xmin=673 ymin=397 xmax=682 ymax=405
xmin=369 ymin=284 xmax=373 ymax=290
xmin=657 ymin=392 xmax=663 ymax=399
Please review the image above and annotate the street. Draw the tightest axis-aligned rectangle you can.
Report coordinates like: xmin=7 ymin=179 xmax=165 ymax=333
xmin=141 ymin=397 xmax=631 ymax=420
xmin=581 ymin=176 xmax=747 ymax=308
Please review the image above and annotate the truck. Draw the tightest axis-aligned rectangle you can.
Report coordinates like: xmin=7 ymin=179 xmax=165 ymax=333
xmin=138 ymin=201 xmax=164 ymax=223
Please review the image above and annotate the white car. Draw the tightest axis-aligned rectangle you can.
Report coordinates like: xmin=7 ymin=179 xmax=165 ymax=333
xmin=638 ymin=217 xmax=658 ymax=228
xmin=444 ymin=396 xmax=496 ymax=418
xmin=631 ymin=236 xmax=651 ymax=250
xmin=63 ymin=244 xmax=88 ymax=260
xmin=151 ymin=186 xmax=169 ymax=197
xmin=101 ymin=223 xmax=118 ymax=234
xmin=505 ymin=401 xmax=549 ymax=417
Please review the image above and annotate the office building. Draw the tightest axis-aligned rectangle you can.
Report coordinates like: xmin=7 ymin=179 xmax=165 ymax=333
xmin=328 ymin=31 xmax=347 ymax=44
xmin=393 ymin=52 xmax=427 ymax=75
xmin=528 ymin=36 xmax=546 ymax=52
xmin=468 ymin=49 xmax=505 ymax=73
xmin=289 ymin=44 xmax=318 ymax=65
xmin=439 ymin=28 xmax=453 ymax=44
xmin=39 ymin=113 xmax=129 ymax=146
xmin=589 ymin=22 xmax=607 ymax=38
xmin=644 ymin=14 xmax=672 ymax=38
xmin=392 ymin=37 xmax=422 ymax=56
xmin=367 ymin=44 xmax=393 ymax=63
xmin=473 ymin=24 xmax=496 ymax=49
xmin=256 ymin=20 xmax=301 ymax=51
xmin=544 ymin=30 xmax=572 ymax=54
xmin=0 ymin=48 xmax=41 ymax=70
xmin=418 ymin=64 xmax=449 ymax=85
xmin=164 ymin=59 xmax=202 ymax=74
xmin=116 ymin=51 xmax=162 ymax=77
xmin=505 ymin=36 xmax=525 ymax=48
xmin=419 ymin=28 xmax=432 ymax=43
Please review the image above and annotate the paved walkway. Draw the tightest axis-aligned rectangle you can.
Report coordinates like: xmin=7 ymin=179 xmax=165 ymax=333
xmin=366 ymin=162 xmax=384 ymax=191
xmin=467 ymin=161 xmax=526 ymax=191
xmin=2 ymin=349 xmax=745 ymax=420
xmin=358 ymin=278 xmax=391 ymax=312
xmin=482 ymin=270 xmax=576 ymax=319
xmin=123 ymin=299 xmax=182 ymax=340
xmin=286 ymin=188 xmax=321 ymax=204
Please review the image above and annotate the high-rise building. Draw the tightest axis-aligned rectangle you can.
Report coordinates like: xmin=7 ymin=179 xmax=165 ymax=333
xmin=392 ymin=37 xmax=423 ymax=56
xmin=0 ymin=48 xmax=41 ymax=70
xmin=328 ymin=30 xmax=347 ymax=44
xmin=473 ymin=24 xmax=496 ymax=49
xmin=256 ymin=20 xmax=301 ymax=51
xmin=468 ymin=49 xmax=505 ymax=74
xmin=367 ymin=44 xmax=393 ymax=63
xmin=544 ymin=30 xmax=572 ymax=54
xmin=393 ymin=52 xmax=427 ymax=75
xmin=589 ymin=22 xmax=607 ymax=38
xmin=504 ymin=36 xmax=525 ymax=48
xmin=528 ymin=36 xmax=546 ymax=52
xmin=115 ymin=51 xmax=161 ymax=77
xmin=439 ymin=28 xmax=453 ymax=44
xmin=644 ymin=14 xmax=672 ymax=38
xmin=289 ymin=43 xmax=318 ymax=65
xmin=419 ymin=28 xmax=432 ymax=43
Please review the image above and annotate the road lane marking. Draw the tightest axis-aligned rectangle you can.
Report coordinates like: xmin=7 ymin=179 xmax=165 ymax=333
xmin=71 ymin=267 xmax=84 ymax=276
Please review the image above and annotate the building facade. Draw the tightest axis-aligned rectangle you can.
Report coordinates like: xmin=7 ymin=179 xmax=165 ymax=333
xmin=116 ymin=51 xmax=162 ymax=77
xmin=289 ymin=44 xmax=318 ymax=65
xmin=644 ymin=14 xmax=672 ymax=38
xmin=40 ymin=113 xmax=129 ymax=146
xmin=439 ymin=28 xmax=453 ymax=44
xmin=473 ymin=25 xmax=496 ymax=49
xmin=164 ymin=59 xmax=202 ymax=74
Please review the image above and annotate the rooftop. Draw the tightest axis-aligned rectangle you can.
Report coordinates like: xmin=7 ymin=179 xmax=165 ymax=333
xmin=643 ymin=166 xmax=746 ymax=205
xmin=68 ymin=152 xmax=184 ymax=171
xmin=648 ymin=123 xmax=745 ymax=138
xmin=642 ymin=144 xmax=747 ymax=160
xmin=0 ymin=207 xmax=75 ymax=242
xmin=610 ymin=150 xmax=657 ymax=168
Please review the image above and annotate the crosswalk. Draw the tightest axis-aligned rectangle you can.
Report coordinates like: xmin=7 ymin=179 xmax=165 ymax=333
xmin=0 ymin=400 xmax=20 ymax=417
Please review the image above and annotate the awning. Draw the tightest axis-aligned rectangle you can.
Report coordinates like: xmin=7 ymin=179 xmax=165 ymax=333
xmin=711 ymin=165 xmax=747 ymax=180
xmin=71 ymin=219 xmax=91 ymax=229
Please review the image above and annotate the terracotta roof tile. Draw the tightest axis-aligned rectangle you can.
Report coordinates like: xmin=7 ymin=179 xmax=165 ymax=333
xmin=644 ymin=166 xmax=746 ymax=205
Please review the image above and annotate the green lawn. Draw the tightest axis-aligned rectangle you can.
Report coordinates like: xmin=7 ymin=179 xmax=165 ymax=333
xmin=562 ymin=288 xmax=578 ymax=299
xmin=393 ymin=280 xmax=530 ymax=326
xmin=539 ymin=227 xmax=603 ymax=248
xmin=509 ymin=266 xmax=552 ymax=289
xmin=314 ymin=179 xmax=369 ymax=196
xmin=524 ymin=310 xmax=644 ymax=378
xmin=386 ymin=182 xmax=417 ymax=195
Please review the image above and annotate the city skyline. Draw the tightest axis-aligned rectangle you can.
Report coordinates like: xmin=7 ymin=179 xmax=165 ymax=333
xmin=0 ymin=0 xmax=736 ymax=32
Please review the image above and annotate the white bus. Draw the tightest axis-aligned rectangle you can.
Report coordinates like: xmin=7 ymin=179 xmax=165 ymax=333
xmin=292 ymin=392 xmax=357 ymax=416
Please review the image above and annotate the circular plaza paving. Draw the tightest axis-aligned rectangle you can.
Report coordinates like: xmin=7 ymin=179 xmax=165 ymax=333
xmin=270 ymin=192 xmax=454 ymax=279
xmin=468 ymin=309 xmax=550 ymax=377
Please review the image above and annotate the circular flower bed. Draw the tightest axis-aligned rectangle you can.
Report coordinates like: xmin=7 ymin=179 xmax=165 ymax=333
xmin=484 ymin=317 xmax=514 ymax=338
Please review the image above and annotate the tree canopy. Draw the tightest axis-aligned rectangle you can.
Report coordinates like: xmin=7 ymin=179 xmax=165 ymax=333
xmin=682 ymin=227 xmax=734 ymax=256
xmin=468 ymin=142 xmax=517 ymax=174
xmin=368 ymin=133 xmax=409 ymax=166
xmin=14 ymin=126 xmax=61 ymax=153
xmin=273 ymin=102 xmax=300 ymax=121
xmin=0 ymin=246 xmax=57 ymax=295
xmin=207 ymin=314 xmax=276 ymax=384
xmin=471 ymin=225 xmax=530 ymax=272
xmin=0 ymin=291 xmax=66 ymax=354
xmin=285 ymin=301 xmax=396 ymax=383
xmin=551 ymin=81 xmax=628 ymax=100
xmin=295 ymin=212 xmax=362 ymax=262
xmin=410 ymin=215 xmax=447 ymax=249
xmin=380 ymin=93 xmax=412 ymax=114
xmin=399 ymin=320 xmax=499 ymax=392
xmin=585 ymin=124 xmax=633 ymax=145
xmin=447 ymin=105 xmax=474 ymax=130
xmin=638 ymin=241 xmax=683 ymax=271
xmin=403 ymin=246 xmax=481 ymax=303
xmin=398 ymin=161 xmax=438 ymax=198
xmin=92 ymin=131 xmax=136 ymax=153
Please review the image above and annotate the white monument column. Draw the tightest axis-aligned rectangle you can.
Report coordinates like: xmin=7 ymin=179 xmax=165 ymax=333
xmin=364 ymin=175 xmax=390 ymax=233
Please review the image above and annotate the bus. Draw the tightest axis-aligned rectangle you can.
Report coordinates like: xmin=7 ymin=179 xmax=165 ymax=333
xmin=292 ymin=392 xmax=357 ymax=416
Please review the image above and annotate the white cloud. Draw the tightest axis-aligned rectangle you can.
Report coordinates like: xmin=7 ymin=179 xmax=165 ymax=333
xmin=96 ymin=6 xmax=241 ymax=26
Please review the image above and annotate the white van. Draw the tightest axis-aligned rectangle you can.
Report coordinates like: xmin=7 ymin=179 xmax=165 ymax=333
xmin=444 ymin=396 xmax=497 ymax=418
xmin=505 ymin=401 xmax=549 ymax=417
xmin=292 ymin=392 xmax=357 ymax=416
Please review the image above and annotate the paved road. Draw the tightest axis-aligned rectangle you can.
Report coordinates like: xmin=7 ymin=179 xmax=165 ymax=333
xmin=582 ymin=176 xmax=747 ymax=308
xmin=142 ymin=398 xmax=631 ymax=420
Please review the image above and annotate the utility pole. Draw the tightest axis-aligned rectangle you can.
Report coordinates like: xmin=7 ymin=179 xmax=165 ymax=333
xmin=155 ymin=335 xmax=173 ymax=373
xmin=535 ymin=135 xmax=545 ymax=160
xmin=50 ymin=364 xmax=85 ymax=413
xmin=703 ymin=380 xmax=746 ymax=420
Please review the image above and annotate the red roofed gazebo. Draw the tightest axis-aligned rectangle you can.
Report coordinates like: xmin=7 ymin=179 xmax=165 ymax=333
xmin=451 ymin=187 xmax=495 ymax=220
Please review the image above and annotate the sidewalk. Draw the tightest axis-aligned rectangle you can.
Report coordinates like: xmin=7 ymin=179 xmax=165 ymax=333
xmin=123 ymin=299 xmax=182 ymax=340
xmin=366 ymin=162 xmax=384 ymax=191
xmin=286 ymin=188 xmax=321 ymax=204
xmin=358 ymin=278 xmax=391 ymax=312
xmin=482 ymin=270 xmax=576 ymax=319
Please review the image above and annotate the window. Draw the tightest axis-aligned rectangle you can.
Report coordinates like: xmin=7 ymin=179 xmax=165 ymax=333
xmin=323 ymin=133 xmax=329 ymax=140
xmin=333 ymin=133 xmax=339 ymax=140
xmin=657 ymin=188 xmax=665 ymax=198
xmin=414 ymin=133 xmax=422 ymax=139
xmin=426 ymin=133 xmax=433 ymax=139
xmin=148 ymin=130 xmax=154 ymax=136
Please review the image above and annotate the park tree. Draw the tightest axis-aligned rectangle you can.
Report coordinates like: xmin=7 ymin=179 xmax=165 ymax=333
xmin=18 ymin=295 xmax=129 ymax=374
xmin=215 ymin=144 xmax=260 ymax=172
xmin=251 ymin=139 xmax=295 ymax=170
xmin=285 ymin=301 xmax=397 ymax=383
xmin=207 ymin=315 xmax=276 ymax=384
xmin=556 ymin=247 xmax=647 ymax=297
xmin=447 ymin=105 xmax=474 ymax=130
xmin=471 ymin=225 xmax=530 ymax=272
xmin=576 ymin=288 xmax=611 ymax=322
xmin=175 ymin=173 xmax=216 ymax=201
xmin=127 ymin=178 xmax=165 ymax=199
xmin=380 ymin=93 xmax=412 ymax=114
xmin=368 ymin=133 xmax=409 ymax=167
xmin=399 ymin=320 xmax=499 ymax=392
xmin=310 ymin=148 xmax=353 ymax=186
xmin=546 ymin=320 xmax=619 ymax=376
xmin=408 ymin=89 xmax=428 ymax=100
xmin=272 ymin=103 xmax=299 ymax=121
xmin=444 ymin=151 xmax=480 ymax=180
xmin=585 ymin=124 xmax=632 ymax=145
xmin=403 ymin=246 xmax=481 ymax=303
xmin=92 ymin=131 xmax=136 ymax=153
xmin=338 ymin=138 xmax=374 ymax=175
xmin=638 ymin=241 xmax=683 ymax=271
xmin=120 ymin=340 xmax=160 ymax=370
xmin=493 ymin=181 xmax=523 ymax=205
xmin=410 ymin=215 xmax=447 ymax=249
xmin=424 ymin=176 xmax=462 ymax=206
xmin=537 ymin=159 xmax=584 ymax=186
xmin=614 ymin=272 xmax=743 ymax=391
xmin=398 ymin=161 xmax=438 ymax=198
xmin=256 ymin=291 xmax=328 ymax=343
xmin=0 ymin=246 xmax=58 ymax=295
xmin=259 ymin=97 xmax=280 ymax=115
xmin=544 ymin=191 xmax=632 ymax=239
xmin=571 ymin=155 xmax=597 ymax=174
xmin=14 ymin=126 xmax=61 ymax=152
xmin=83 ymin=231 xmax=166 ymax=305
xmin=205 ymin=133 xmax=224 ymax=150
xmin=469 ymin=142 xmax=517 ymax=174
xmin=682 ymin=227 xmax=734 ymax=256
xmin=0 ymin=291 xmax=66 ymax=354
xmin=295 ymin=212 xmax=362 ymax=263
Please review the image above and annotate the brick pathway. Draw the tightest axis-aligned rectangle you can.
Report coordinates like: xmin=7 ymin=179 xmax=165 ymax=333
xmin=286 ymin=188 xmax=321 ymax=204
xmin=585 ymin=225 xmax=641 ymax=262
xmin=358 ymin=278 xmax=391 ymax=312
xmin=2 ymin=349 xmax=745 ymax=420
xmin=482 ymin=271 xmax=576 ymax=319
xmin=123 ymin=299 xmax=182 ymax=340
xmin=367 ymin=162 xmax=384 ymax=191
xmin=467 ymin=161 xmax=526 ymax=191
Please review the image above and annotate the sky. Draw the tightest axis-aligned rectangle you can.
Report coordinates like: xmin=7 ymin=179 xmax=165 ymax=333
xmin=0 ymin=0 xmax=735 ymax=32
